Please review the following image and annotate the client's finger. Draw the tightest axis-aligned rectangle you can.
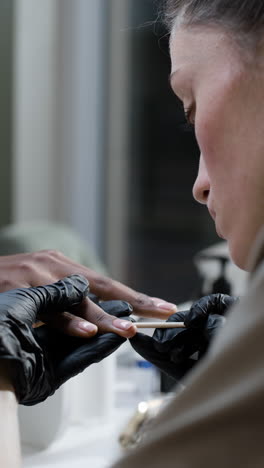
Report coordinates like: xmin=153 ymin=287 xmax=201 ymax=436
xmin=73 ymin=297 xmax=137 ymax=338
xmin=40 ymin=310 xmax=98 ymax=337
xmin=41 ymin=297 xmax=136 ymax=338
xmin=47 ymin=252 xmax=177 ymax=318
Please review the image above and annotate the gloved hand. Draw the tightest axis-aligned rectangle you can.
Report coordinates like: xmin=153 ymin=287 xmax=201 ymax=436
xmin=184 ymin=293 xmax=239 ymax=329
xmin=130 ymin=294 xmax=238 ymax=381
xmin=0 ymin=275 xmax=132 ymax=405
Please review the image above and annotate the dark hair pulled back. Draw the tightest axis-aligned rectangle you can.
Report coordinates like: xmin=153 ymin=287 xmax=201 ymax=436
xmin=163 ymin=0 xmax=264 ymax=44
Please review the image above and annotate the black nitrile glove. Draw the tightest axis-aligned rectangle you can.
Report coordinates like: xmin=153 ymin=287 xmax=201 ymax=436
xmin=185 ymin=293 xmax=239 ymax=329
xmin=88 ymin=293 xmax=133 ymax=317
xmin=130 ymin=294 xmax=238 ymax=382
xmin=0 ymin=275 xmax=132 ymax=405
xmin=31 ymin=299 xmax=133 ymax=406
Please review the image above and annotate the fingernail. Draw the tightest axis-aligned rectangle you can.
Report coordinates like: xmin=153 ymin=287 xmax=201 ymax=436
xmin=153 ymin=299 xmax=177 ymax=312
xmin=113 ymin=319 xmax=133 ymax=330
xmin=78 ymin=322 xmax=97 ymax=333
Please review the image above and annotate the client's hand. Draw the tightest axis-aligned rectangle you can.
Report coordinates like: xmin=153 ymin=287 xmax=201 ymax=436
xmin=0 ymin=251 xmax=176 ymax=325
xmin=0 ymin=275 xmax=134 ymax=405
xmin=130 ymin=294 xmax=238 ymax=382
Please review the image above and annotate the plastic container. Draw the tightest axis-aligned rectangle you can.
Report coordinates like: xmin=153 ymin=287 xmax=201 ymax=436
xmin=134 ymin=359 xmax=160 ymax=401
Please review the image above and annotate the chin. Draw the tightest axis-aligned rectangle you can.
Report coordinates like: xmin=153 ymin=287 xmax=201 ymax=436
xmin=227 ymin=240 xmax=249 ymax=272
xmin=229 ymin=224 xmax=264 ymax=272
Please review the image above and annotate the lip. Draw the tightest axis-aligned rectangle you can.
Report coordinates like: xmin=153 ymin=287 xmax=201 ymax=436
xmin=208 ymin=207 xmax=216 ymax=221
xmin=208 ymin=207 xmax=225 ymax=239
xmin=216 ymin=227 xmax=225 ymax=240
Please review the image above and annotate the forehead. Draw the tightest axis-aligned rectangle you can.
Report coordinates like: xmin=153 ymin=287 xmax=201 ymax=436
xmin=169 ymin=26 xmax=238 ymax=74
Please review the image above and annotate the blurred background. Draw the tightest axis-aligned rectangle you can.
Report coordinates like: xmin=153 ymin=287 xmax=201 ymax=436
xmin=0 ymin=0 xmax=219 ymax=304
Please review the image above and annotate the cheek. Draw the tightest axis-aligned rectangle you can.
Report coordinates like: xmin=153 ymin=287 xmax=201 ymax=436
xmin=194 ymin=68 xmax=244 ymax=168
xmin=195 ymin=100 xmax=244 ymax=226
xmin=194 ymin=93 xmax=239 ymax=187
xmin=195 ymin=91 xmax=227 ymax=156
xmin=195 ymin=108 xmax=224 ymax=185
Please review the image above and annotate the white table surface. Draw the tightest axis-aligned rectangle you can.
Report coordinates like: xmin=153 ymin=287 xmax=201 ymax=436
xmin=22 ymin=408 xmax=133 ymax=468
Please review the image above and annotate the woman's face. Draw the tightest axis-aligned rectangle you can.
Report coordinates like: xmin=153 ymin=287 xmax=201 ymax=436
xmin=170 ymin=26 xmax=264 ymax=270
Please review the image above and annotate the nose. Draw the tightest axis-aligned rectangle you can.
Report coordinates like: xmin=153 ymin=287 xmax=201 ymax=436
xmin=192 ymin=154 xmax=210 ymax=204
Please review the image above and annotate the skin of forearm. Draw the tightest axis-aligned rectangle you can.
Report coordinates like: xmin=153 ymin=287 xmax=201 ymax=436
xmin=0 ymin=362 xmax=21 ymax=468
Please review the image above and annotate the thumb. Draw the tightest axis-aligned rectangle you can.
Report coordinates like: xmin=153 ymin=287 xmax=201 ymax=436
xmin=30 ymin=275 xmax=89 ymax=319
xmin=130 ymin=332 xmax=158 ymax=361
xmin=54 ymin=332 xmax=126 ymax=389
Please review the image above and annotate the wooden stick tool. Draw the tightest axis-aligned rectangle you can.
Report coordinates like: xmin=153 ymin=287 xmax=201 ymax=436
xmin=135 ymin=322 xmax=186 ymax=329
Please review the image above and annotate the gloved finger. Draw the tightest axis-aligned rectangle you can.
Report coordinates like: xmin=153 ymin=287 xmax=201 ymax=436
xmin=98 ymin=300 xmax=133 ymax=317
xmin=34 ymin=322 xmax=126 ymax=363
xmin=153 ymin=311 xmax=188 ymax=349
xmin=132 ymin=311 xmax=204 ymax=363
xmin=130 ymin=332 xmax=196 ymax=381
xmin=58 ymin=332 xmax=126 ymax=386
xmin=154 ymin=328 xmax=202 ymax=361
xmin=34 ymin=289 xmax=100 ymax=330
xmin=32 ymin=274 xmax=89 ymax=318
xmin=87 ymin=293 xmax=100 ymax=304
xmin=35 ymin=326 xmax=126 ymax=389
xmin=1 ymin=274 xmax=89 ymax=327
xmin=130 ymin=332 xmax=168 ymax=363
xmin=184 ymin=294 xmax=238 ymax=328
xmin=152 ymin=312 xmax=203 ymax=360
xmin=203 ymin=314 xmax=226 ymax=342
